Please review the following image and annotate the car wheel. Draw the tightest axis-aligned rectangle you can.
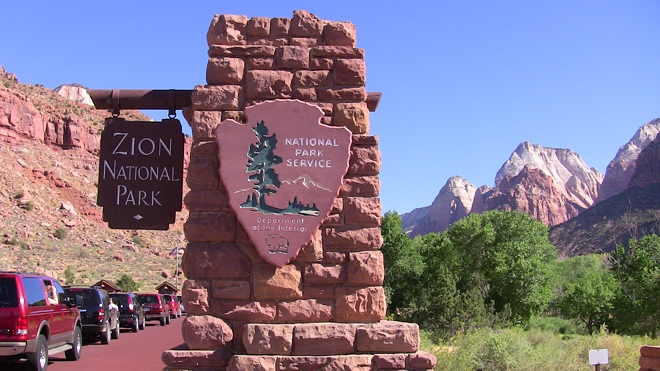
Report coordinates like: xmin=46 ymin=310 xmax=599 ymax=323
xmin=65 ymin=326 xmax=82 ymax=361
xmin=111 ymin=320 xmax=120 ymax=339
xmin=132 ymin=317 xmax=139 ymax=332
xmin=139 ymin=316 xmax=146 ymax=330
xmin=101 ymin=322 xmax=111 ymax=344
xmin=160 ymin=315 xmax=166 ymax=326
xmin=26 ymin=334 xmax=47 ymax=371
xmin=166 ymin=314 xmax=171 ymax=325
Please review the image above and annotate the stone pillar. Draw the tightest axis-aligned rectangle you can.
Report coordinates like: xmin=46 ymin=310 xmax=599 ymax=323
xmin=162 ymin=10 xmax=436 ymax=371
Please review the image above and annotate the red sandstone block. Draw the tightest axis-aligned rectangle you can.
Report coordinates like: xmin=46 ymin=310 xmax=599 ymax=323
xmin=311 ymin=57 xmax=333 ymax=71
xmin=294 ymin=70 xmax=332 ymax=87
xmin=350 ymin=145 xmax=381 ymax=175
xmin=248 ymin=17 xmax=270 ymax=37
xmin=182 ymin=279 xmax=210 ymax=315
xmin=372 ymin=353 xmax=407 ymax=369
xmin=355 ymin=321 xmax=419 ymax=353
xmin=212 ymin=299 xmax=277 ymax=321
xmin=245 ymin=70 xmax=293 ymax=99
xmin=304 ymin=263 xmax=346 ymax=284
xmin=184 ymin=190 xmax=230 ymax=212
xmin=184 ymin=212 xmax=236 ymax=243
xmin=640 ymin=356 xmax=660 ymax=369
xmin=192 ymin=85 xmax=242 ymax=111
xmin=335 ymin=286 xmax=387 ymax=322
xmin=190 ymin=140 xmax=218 ymax=156
xmin=317 ymin=87 xmax=366 ymax=101
xmin=186 ymin=155 xmax=219 ymax=190
xmin=641 ymin=346 xmax=660 ymax=358
xmin=348 ymin=251 xmax=385 ymax=285
xmin=247 ymin=57 xmax=275 ymax=70
xmin=340 ymin=175 xmax=380 ymax=197
xmin=207 ymin=14 xmax=247 ymax=46
xmin=312 ymin=46 xmax=364 ymax=58
xmin=293 ymin=87 xmax=317 ymax=101
xmin=277 ymin=46 xmax=310 ymax=69
xmin=270 ymin=18 xmax=290 ymax=37
xmin=302 ymin=286 xmax=335 ymax=299
xmin=323 ymin=22 xmax=356 ymax=47
xmin=211 ymin=280 xmax=250 ymax=300
xmin=243 ymin=323 xmax=294 ymax=355
xmin=162 ymin=349 xmax=233 ymax=368
xmin=182 ymin=242 xmax=250 ymax=279
xmin=276 ymin=298 xmax=334 ymax=322
xmin=408 ymin=351 xmax=437 ymax=369
xmin=228 ymin=355 xmax=277 ymax=371
xmin=290 ymin=37 xmax=321 ymax=47
xmin=334 ymin=59 xmax=366 ymax=86
xmin=292 ymin=323 xmax=356 ymax=356
xmin=208 ymin=45 xmax=276 ymax=57
xmin=344 ymin=197 xmax=382 ymax=227
xmin=322 ymin=227 xmax=383 ymax=251
xmin=290 ymin=10 xmax=323 ymax=37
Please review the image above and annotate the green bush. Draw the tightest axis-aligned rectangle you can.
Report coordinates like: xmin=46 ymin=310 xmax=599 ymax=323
xmin=53 ymin=228 xmax=67 ymax=240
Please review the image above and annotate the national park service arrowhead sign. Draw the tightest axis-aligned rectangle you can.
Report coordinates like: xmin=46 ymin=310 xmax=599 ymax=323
xmin=215 ymin=100 xmax=352 ymax=267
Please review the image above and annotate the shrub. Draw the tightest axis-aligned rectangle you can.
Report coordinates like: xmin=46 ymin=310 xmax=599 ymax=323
xmin=53 ymin=228 xmax=67 ymax=239
xmin=12 ymin=191 xmax=24 ymax=199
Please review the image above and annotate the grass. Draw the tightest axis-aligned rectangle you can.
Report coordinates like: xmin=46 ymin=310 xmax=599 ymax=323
xmin=423 ymin=327 xmax=660 ymax=370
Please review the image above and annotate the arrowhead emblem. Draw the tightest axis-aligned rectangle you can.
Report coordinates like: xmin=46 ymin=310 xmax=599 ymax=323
xmin=215 ymin=100 xmax=352 ymax=267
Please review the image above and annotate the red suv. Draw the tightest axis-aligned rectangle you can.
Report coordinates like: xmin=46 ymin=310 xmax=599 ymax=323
xmin=136 ymin=293 xmax=170 ymax=326
xmin=164 ymin=294 xmax=182 ymax=318
xmin=0 ymin=272 xmax=82 ymax=371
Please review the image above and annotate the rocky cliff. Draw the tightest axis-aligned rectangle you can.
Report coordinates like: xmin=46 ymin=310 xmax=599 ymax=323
xmin=598 ymin=119 xmax=660 ymax=201
xmin=402 ymin=141 xmax=603 ymax=236
xmin=0 ymin=66 xmax=190 ymax=288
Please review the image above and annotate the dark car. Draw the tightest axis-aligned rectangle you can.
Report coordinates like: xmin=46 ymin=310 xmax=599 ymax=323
xmin=136 ymin=293 xmax=170 ymax=326
xmin=109 ymin=292 xmax=145 ymax=332
xmin=0 ymin=272 xmax=82 ymax=371
xmin=64 ymin=286 xmax=119 ymax=344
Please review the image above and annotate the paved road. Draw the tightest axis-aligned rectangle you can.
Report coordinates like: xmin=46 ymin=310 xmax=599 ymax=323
xmin=9 ymin=316 xmax=185 ymax=371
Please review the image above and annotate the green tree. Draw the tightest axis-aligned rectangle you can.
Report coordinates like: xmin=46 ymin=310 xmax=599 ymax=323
xmin=444 ymin=210 xmax=557 ymax=324
xmin=243 ymin=120 xmax=282 ymax=212
xmin=116 ymin=274 xmax=141 ymax=292
xmin=609 ymin=234 xmax=660 ymax=337
xmin=556 ymin=255 xmax=618 ymax=334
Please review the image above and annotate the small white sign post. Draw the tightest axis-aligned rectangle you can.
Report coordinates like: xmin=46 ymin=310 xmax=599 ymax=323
xmin=589 ymin=349 xmax=609 ymax=371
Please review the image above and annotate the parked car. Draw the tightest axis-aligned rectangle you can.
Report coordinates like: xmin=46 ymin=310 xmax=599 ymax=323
xmin=109 ymin=292 xmax=146 ymax=332
xmin=64 ymin=286 xmax=119 ymax=344
xmin=176 ymin=294 xmax=185 ymax=314
xmin=0 ymin=272 xmax=82 ymax=371
xmin=136 ymin=293 xmax=170 ymax=326
xmin=164 ymin=293 xmax=182 ymax=318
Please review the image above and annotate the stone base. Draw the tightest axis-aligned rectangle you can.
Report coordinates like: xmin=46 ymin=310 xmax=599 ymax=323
xmin=162 ymin=352 xmax=436 ymax=371
xmin=162 ymin=321 xmax=436 ymax=370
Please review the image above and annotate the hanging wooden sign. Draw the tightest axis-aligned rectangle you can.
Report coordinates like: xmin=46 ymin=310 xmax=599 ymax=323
xmin=215 ymin=100 xmax=352 ymax=267
xmin=97 ymin=118 xmax=184 ymax=230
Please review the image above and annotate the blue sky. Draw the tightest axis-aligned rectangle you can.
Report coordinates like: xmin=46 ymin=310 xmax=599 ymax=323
xmin=1 ymin=1 xmax=658 ymax=214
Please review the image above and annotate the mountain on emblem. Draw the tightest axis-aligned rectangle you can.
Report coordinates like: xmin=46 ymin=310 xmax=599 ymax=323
xmin=215 ymin=100 xmax=352 ymax=267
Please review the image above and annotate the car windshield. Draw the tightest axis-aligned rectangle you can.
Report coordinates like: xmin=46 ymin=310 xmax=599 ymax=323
xmin=65 ymin=289 xmax=97 ymax=307
xmin=138 ymin=295 xmax=159 ymax=304
xmin=0 ymin=278 xmax=18 ymax=308
xmin=109 ymin=294 xmax=128 ymax=306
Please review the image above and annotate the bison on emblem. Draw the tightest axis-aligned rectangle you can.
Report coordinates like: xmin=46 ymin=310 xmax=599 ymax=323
xmin=265 ymin=234 xmax=289 ymax=254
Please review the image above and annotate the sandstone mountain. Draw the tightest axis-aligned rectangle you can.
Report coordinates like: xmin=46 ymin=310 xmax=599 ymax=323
xmin=401 ymin=120 xmax=660 ymax=254
xmin=402 ymin=141 xmax=603 ymax=237
xmin=0 ymin=66 xmax=189 ymax=289
xmin=597 ymin=118 xmax=660 ymax=202
xmin=550 ymin=132 xmax=660 ymax=256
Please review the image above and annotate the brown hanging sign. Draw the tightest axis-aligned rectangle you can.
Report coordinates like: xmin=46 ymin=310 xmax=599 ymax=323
xmin=97 ymin=118 xmax=184 ymax=230
xmin=215 ymin=100 xmax=352 ymax=267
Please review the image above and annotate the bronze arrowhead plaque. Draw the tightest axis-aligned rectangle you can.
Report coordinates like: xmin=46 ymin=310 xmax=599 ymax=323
xmin=215 ymin=100 xmax=352 ymax=267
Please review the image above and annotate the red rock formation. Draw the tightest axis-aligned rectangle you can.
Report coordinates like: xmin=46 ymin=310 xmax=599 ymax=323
xmin=482 ymin=165 xmax=584 ymax=226
xmin=630 ymin=133 xmax=660 ymax=188
xmin=599 ymin=118 xmax=660 ymax=201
